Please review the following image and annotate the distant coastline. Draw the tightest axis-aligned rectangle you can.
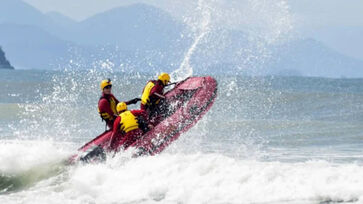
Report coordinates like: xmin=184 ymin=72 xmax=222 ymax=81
xmin=0 ymin=46 xmax=14 ymax=69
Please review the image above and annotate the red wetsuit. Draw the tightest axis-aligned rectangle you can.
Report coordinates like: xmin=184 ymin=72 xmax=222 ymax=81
xmin=98 ymin=93 xmax=119 ymax=129
xmin=98 ymin=94 xmax=139 ymax=129
xmin=110 ymin=110 xmax=148 ymax=151
xmin=140 ymin=80 xmax=165 ymax=111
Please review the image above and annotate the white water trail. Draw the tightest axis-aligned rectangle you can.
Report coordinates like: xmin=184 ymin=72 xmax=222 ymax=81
xmin=171 ymin=0 xmax=212 ymax=81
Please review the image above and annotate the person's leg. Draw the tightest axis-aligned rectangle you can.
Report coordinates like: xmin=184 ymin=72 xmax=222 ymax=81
xmin=119 ymin=129 xmax=143 ymax=150
xmin=109 ymin=133 xmax=124 ymax=151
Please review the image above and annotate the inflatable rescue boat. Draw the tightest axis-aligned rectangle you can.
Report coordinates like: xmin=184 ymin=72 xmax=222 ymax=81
xmin=71 ymin=76 xmax=217 ymax=163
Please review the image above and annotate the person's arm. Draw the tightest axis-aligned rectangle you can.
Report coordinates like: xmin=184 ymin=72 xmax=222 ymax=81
xmin=149 ymin=83 xmax=165 ymax=99
xmin=112 ymin=117 xmax=120 ymax=133
xmin=153 ymin=92 xmax=165 ymax=99
xmin=125 ymin=98 xmax=141 ymax=105
xmin=109 ymin=117 xmax=121 ymax=149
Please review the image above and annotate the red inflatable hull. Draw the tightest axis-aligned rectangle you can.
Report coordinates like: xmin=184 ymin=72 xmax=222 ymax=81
xmin=132 ymin=76 xmax=217 ymax=156
xmin=71 ymin=76 xmax=217 ymax=162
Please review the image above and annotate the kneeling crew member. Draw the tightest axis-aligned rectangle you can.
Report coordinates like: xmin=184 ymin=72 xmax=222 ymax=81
xmin=140 ymin=72 xmax=170 ymax=121
xmin=110 ymin=102 xmax=148 ymax=151
xmin=98 ymin=79 xmax=140 ymax=130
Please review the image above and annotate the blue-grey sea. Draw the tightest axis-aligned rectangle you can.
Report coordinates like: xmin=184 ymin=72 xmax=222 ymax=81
xmin=1 ymin=69 xmax=363 ymax=203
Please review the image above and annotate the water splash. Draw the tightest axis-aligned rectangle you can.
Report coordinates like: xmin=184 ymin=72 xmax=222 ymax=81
xmin=171 ymin=0 xmax=213 ymax=81
xmin=169 ymin=0 xmax=294 ymax=158
xmin=171 ymin=0 xmax=293 ymax=80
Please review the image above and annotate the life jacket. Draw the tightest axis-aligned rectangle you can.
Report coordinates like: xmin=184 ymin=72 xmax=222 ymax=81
xmin=119 ymin=111 xmax=139 ymax=133
xmin=98 ymin=95 xmax=117 ymax=121
xmin=141 ymin=80 xmax=160 ymax=106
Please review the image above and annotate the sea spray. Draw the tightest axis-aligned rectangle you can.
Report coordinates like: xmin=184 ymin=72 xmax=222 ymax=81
xmin=171 ymin=0 xmax=213 ymax=81
xmin=171 ymin=0 xmax=293 ymax=80
xmin=9 ymin=65 xmax=133 ymax=142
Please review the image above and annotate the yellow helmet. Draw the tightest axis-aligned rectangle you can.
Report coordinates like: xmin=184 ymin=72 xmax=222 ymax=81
xmin=158 ymin=72 xmax=170 ymax=85
xmin=116 ymin=102 xmax=127 ymax=113
xmin=100 ymin=78 xmax=112 ymax=90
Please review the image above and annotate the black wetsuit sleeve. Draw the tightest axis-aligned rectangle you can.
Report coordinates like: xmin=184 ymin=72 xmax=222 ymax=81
xmin=125 ymin=98 xmax=141 ymax=105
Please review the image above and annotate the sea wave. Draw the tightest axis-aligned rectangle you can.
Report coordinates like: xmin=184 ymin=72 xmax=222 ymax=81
xmin=1 ymin=141 xmax=363 ymax=203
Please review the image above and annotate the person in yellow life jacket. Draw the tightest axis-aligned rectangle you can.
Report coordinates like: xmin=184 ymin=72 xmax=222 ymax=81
xmin=98 ymin=79 xmax=140 ymax=130
xmin=140 ymin=72 xmax=170 ymax=123
xmin=109 ymin=102 xmax=149 ymax=151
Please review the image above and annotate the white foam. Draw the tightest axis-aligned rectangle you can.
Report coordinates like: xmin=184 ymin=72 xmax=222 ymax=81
xmin=3 ymin=151 xmax=363 ymax=204
xmin=0 ymin=140 xmax=72 ymax=174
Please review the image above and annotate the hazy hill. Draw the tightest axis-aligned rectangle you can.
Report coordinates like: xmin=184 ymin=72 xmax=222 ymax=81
xmin=0 ymin=0 xmax=48 ymax=26
xmin=189 ymin=29 xmax=363 ymax=77
xmin=0 ymin=1 xmax=187 ymax=69
xmin=269 ymin=38 xmax=363 ymax=78
xmin=45 ymin=11 xmax=76 ymax=28
xmin=303 ymin=26 xmax=363 ymax=60
xmin=0 ymin=0 xmax=362 ymax=77
xmin=63 ymin=3 xmax=187 ymax=70
xmin=68 ymin=4 xmax=184 ymax=49
xmin=0 ymin=24 xmax=70 ymax=69
xmin=0 ymin=0 xmax=75 ymax=41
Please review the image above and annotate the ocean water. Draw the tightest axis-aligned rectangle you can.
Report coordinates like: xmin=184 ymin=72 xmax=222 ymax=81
xmin=1 ymin=69 xmax=363 ymax=203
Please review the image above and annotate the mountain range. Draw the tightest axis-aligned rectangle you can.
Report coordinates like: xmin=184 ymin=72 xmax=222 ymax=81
xmin=0 ymin=0 xmax=362 ymax=78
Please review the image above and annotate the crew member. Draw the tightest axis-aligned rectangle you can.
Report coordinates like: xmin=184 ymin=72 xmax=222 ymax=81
xmin=140 ymin=72 xmax=170 ymax=122
xmin=110 ymin=102 xmax=149 ymax=151
xmin=98 ymin=79 xmax=140 ymax=130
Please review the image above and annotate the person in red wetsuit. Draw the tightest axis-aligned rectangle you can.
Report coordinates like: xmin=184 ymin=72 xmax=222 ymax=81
xmin=98 ymin=79 xmax=140 ymax=130
xmin=109 ymin=102 xmax=149 ymax=151
xmin=140 ymin=72 xmax=170 ymax=124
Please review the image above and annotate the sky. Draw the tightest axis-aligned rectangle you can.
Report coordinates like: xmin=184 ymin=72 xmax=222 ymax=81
xmin=22 ymin=0 xmax=170 ymax=21
xmin=288 ymin=0 xmax=363 ymax=60
xmin=22 ymin=0 xmax=363 ymax=26
xmin=289 ymin=0 xmax=363 ymax=27
xmin=22 ymin=0 xmax=363 ymax=60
